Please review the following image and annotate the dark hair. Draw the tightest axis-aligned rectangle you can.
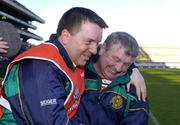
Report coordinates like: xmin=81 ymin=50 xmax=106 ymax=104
xmin=56 ymin=7 xmax=108 ymax=36
xmin=104 ymin=32 xmax=139 ymax=57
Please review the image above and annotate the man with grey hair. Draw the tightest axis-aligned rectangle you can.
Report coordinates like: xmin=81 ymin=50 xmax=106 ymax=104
xmin=78 ymin=31 xmax=149 ymax=125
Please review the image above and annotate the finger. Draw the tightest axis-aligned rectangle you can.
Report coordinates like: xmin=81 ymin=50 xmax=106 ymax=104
xmin=0 ymin=41 xmax=8 ymax=44
xmin=126 ymin=82 xmax=131 ymax=92
xmin=0 ymin=48 xmax=8 ymax=53
xmin=0 ymin=44 xmax=9 ymax=49
xmin=142 ymin=92 xmax=147 ymax=102
xmin=0 ymin=42 xmax=9 ymax=49
xmin=0 ymin=40 xmax=5 ymax=43
xmin=142 ymin=87 xmax=147 ymax=102
xmin=136 ymin=86 xmax=141 ymax=101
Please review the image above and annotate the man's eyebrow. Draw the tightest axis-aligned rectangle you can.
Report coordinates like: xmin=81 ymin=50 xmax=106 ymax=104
xmin=112 ymin=56 xmax=120 ymax=61
xmin=86 ymin=38 xmax=95 ymax=42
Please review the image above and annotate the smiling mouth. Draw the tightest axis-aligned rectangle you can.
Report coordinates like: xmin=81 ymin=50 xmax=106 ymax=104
xmin=83 ymin=55 xmax=90 ymax=60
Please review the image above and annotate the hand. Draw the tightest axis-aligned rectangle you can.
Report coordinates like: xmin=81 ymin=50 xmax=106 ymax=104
xmin=0 ymin=37 xmax=9 ymax=54
xmin=126 ymin=68 xmax=147 ymax=102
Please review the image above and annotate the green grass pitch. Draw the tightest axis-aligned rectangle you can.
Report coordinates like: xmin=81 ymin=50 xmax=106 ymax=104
xmin=140 ymin=68 xmax=180 ymax=125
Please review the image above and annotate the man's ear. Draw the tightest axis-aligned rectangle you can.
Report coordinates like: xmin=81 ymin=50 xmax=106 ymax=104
xmin=99 ymin=43 xmax=107 ymax=55
xmin=60 ymin=29 xmax=71 ymax=45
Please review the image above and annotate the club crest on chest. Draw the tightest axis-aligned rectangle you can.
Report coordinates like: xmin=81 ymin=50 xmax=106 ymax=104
xmin=110 ymin=95 xmax=123 ymax=109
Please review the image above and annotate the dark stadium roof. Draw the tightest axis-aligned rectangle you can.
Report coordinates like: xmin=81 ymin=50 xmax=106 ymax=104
xmin=0 ymin=0 xmax=45 ymax=42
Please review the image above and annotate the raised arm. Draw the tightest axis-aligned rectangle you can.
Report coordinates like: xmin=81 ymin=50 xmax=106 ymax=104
xmin=127 ymin=67 xmax=147 ymax=101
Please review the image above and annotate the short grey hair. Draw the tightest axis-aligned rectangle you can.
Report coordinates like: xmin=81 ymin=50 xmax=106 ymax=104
xmin=104 ymin=31 xmax=139 ymax=57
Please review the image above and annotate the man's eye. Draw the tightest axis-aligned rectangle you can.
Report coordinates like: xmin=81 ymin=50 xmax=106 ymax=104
xmin=85 ymin=41 xmax=91 ymax=45
xmin=125 ymin=64 xmax=131 ymax=67
xmin=113 ymin=57 xmax=119 ymax=62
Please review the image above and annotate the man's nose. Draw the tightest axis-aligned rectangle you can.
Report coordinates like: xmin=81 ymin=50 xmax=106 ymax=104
xmin=89 ymin=43 xmax=97 ymax=55
xmin=115 ymin=63 xmax=123 ymax=72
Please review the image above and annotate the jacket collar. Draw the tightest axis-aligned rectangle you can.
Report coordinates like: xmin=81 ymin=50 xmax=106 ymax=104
xmin=48 ymin=34 xmax=74 ymax=70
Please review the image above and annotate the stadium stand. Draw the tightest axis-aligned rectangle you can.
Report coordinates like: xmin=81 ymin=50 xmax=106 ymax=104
xmin=0 ymin=0 xmax=45 ymax=42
